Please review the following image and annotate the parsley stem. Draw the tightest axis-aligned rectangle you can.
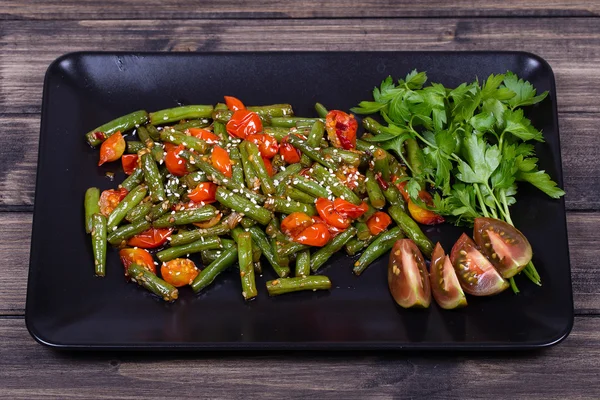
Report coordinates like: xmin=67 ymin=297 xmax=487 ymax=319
xmin=474 ymin=184 xmax=490 ymax=218
xmin=500 ymin=189 xmax=514 ymax=225
xmin=509 ymin=277 xmax=520 ymax=294
xmin=484 ymin=183 xmax=510 ymax=221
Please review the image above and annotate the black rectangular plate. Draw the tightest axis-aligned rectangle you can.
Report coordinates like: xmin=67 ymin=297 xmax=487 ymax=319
xmin=26 ymin=52 xmax=573 ymax=350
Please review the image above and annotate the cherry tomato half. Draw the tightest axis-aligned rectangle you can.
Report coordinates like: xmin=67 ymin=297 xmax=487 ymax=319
xmin=98 ymin=131 xmax=126 ymax=166
xmin=325 ymin=110 xmax=357 ymax=150
xmin=367 ymin=211 xmax=392 ymax=235
xmin=161 ymin=258 xmax=199 ymax=287
xmin=99 ymin=188 xmax=128 ymax=216
xmin=315 ymin=198 xmax=351 ymax=229
xmin=247 ymin=134 xmax=279 ymax=159
xmin=127 ymin=227 xmax=174 ymax=249
xmin=333 ymin=198 xmax=369 ymax=219
xmin=226 ymin=110 xmax=263 ymax=139
xmin=164 ymin=144 xmax=188 ymax=177
xmin=120 ymin=248 xmax=156 ymax=276
xmin=279 ymin=135 xmax=302 ymax=164
xmin=281 ymin=212 xmax=314 ymax=238
xmin=188 ymin=128 xmax=220 ymax=144
xmin=224 ymin=96 xmax=246 ymax=111
xmin=211 ymin=145 xmax=232 ymax=178
xmin=293 ymin=223 xmax=331 ymax=247
xmin=188 ymin=182 xmax=217 ymax=204
xmin=395 ymin=180 xmax=445 ymax=225
xmin=121 ymin=154 xmax=138 ymax=175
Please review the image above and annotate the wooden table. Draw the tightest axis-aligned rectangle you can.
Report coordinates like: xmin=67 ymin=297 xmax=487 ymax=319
xmin=1 ymin=1 xmax=599 ymax=398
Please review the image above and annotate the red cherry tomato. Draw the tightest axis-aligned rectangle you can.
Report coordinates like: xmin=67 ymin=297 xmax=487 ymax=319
xmin=279 ymin=135 xmax=302 ymax=164
xmin=188 ymin=128 xmax=220 ymax=144
xmin=247 ymin=134 xmax=279 ymax=159
xmin=127 ymin=228 xmax=174 ymax=249
xmin=119 ymin=248 xmax=156 ymax=276
xmin=99 ymin=131 xmax=126 ymax=166
xmin=161 ymin=258 xmax=199 ymax=287
xmin=366 ymin=211 xmax=392 ymax=235
xmin=315 ymin=198 xmax=351 ymax=229
xmin=325 ymin=111 xmax=357 ymax=150
xmin=333 ymin=198 xmax=368 ymax=219
xmin=164 ymin=144 xmax=188 ymax=177
xmin=262 ymin=156 xmax=275 ymax=177
xmin=121 ymin=154 xmax=138 ymax=175
xmin=224 ymin=96 xmax=246 ymax=111
xmin=226 ymin=110 xmax=262 ymax=139
xmin=188 ymin=182 xmax=217 ymax=204
xmin=211 ymin=145 xmax=232 ymax=178
xmin=99 ymin=188 xmax=128 ymax=216
xmin=293 ymin=223 xmax=331 ymax=247
xmin=281 ymin=212 xmax=314 ymax=237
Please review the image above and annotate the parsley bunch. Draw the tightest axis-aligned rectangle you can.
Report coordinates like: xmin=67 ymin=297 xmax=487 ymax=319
xmin=352 ymin=70 xmax=565 ymax=291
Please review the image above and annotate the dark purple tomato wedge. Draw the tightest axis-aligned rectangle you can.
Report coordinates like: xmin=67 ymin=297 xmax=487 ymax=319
xmin=388 ymin=239 xmax=431 ymax=308
xmin=430 ymin=243 xmax=467 ymax=309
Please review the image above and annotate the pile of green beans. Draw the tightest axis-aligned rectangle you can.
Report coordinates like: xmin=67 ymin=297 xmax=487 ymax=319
xmin=83 ymin=101 xmax=432 ymax=302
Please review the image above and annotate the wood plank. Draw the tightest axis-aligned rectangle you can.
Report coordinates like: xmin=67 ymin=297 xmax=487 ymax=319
xmin=1 ymin=0 xmax=599 ymax=20
xmin=1 ymin=316 xmax=599 ymax=398
xmin=1 ymin=19 xmax=600 ymax=114
xmin=1 ymin=113 xmax=597 ymax=210
xmin=2 ymin=211 xmax=599 ymax=315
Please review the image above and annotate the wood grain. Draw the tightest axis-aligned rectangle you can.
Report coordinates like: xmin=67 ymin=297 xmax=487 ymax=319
xmin=1 ymin=0 xmax=599 ymax=19
xmin=4 ymin=211 xmax=599 ymax=316
xmin=2 ymin=18 xmax=600 ymax=114
xmin=1 ymin=316 xmax=599 ymax=399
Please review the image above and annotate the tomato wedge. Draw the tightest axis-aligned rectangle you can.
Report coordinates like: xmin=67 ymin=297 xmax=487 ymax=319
xmin=366 ymin=211 xmax=392 ymax=235
xmin=164 ymin=143 xmax=188 ymax=177
xmin=450 ymin=233 xmax=509 ymax=296
xmin=247 ymin=134 xmax=279 ymax=159
xmin=121 ymin=154 xmax=138 ymax=175
xmin=98 ymin=131 xmax=126 ymax=166
xmin=294 ymin=223 xmax=331 ymax=247
xmin=224 ymin=96 xmax=245 ymax=111
xmin=161 ymin=258 xmax=199 ymax=287
xmin=325 ymin=110 xmax=357 ymax=150
xmin=187 ymin=182 xmax=217 ymax=204
xmin=281 ymin=212 xmax=314 ymax=237
xmin=333 ymin=198 xmax=368 ymax=219
xmin=211 ymin=145 xmax=232 ymax=178
xmin=226 ymin=110 xmax=262 ymax=139
xmin=120 ymin=248 xmax=156 ymax=276
xmin=315 ymin=198 xmax=350 ymax=229
xmin=99 ymin=188 xmax=128 ymax=216
xmin=396 ymin=180 xmax=445 ymax=225
xmin=429 ymin=243 xmax=467 ymax=309
xmin=473 ymin=217 xmax=533 ymax=278
xmin=188 ymin=128 xmax=220 ymax=144
xmin=388 ymin=239 xmax=431 ymax=308
xmin=127 ymin=228 xmax=174 ymax=249
xmin=279 ymin=136 xmax=302 ymax=164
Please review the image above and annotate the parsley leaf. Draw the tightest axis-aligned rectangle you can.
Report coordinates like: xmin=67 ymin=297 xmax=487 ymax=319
xmin=503 ymin=108 xmax=545 ymax=142
xmin=456 ymin=133 xmax=501 ymax=184
xmin=517 ymin=170 xmax=566 ymax=199
xmin=502 ymin=71 xmax=549 ymax=109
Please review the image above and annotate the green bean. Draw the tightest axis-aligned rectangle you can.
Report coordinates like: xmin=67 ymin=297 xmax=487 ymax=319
xmin=107 ymin=184 xmax=147 ymax=231
xmin=240 ymin=217 xmax=257 ymax=229
xmin=147 ymin=200 xmax=171 ymax=221
xmin=344 ymin=236 xmax=375 ymax=256
xmin=160 ymin=129 xmax=209 ymax=154
xmin=272 ymin=163 xmax=303 ymax=184
xmin=266 ymin=276 xmax=331 ymax=296
xmin=287 ymin=135 xmax=338 ymax=171
xmin=151 ymin=144 xmax=165 ymax=163
xmin=359 ymin=201 xmax=377 ymax=222
xmin=126 ymin=141 xmax=145 ymax=153
xmin=212 ymin=109 xmax=233 ymax=123
xmin=373 ymin=147 xmax=390 ymax=182
xmin=295 ymin=250 xmax=311 ymax=277
xmin=84 ymin=187 xmax=100 ymax=234
xmin=195 ymin=158 xmax=265 ymax=203
xmin=220 ymin=238 xmax=236 ymax=249
xmin=278 ymin=241 xmax=310 ymax=258
xmin=191 ymin=247 xmax=238 ymax=293
xmin=85 ymin=110 xmax=148 ymax=147
xmin=265 ymin=197 xmax=316 ymax=216
xmin=172 ymin=119 xmax=211 ymax=131
xmin=244 ymin=141 xmax=276 ymax=195
xmin=150 ymin=105 xmax=213 ymax=125
xmin=254 ymin=261 xmax=263 ymax=274
xmin=91 ymin=213 xmax=107 ymax=277
xmin=231 ymin=226 xmax=262 ymax=264
xmin=387 ymin=206 xmax=433 ymax=257
xmin=213 ymin=121 xmax=228 ymax=142
xmin=315 ymin=103 xmax=329 ymax=119
xmin=237 ymin=232 xmax=258 ymax=300
xmin=153 ymin=205 xmax=217 ymax=228
xmin=247 ymin=226 xmax=290 ymax=278
xmin=238 ymin=141 xmax=260 ymax=191
xmin=215 ymin=102 xmax=228 ymax=111
xmin=136 ymin=126 xmax=152 ymax=146
xmin=127 ymin=263 xmax=178 ymax=302
xmin=170 ymin=223 xmax=231 ymax=246
xmin=310 ymin=164 xmax=361 ymax=205
xmin=285 ymin=186 xmax=316 ymax=204
xmin=125 ymin=201 xmax=152 ymax=223
xmin=353 ymin=226 xmax=404 ymax=275
xmin=201 ymin=249 xmax=221 ymax=265
xmin=405 ymin=138 xmax=424 ymax=176
xmin=311 ymin=227 xmax=357 ymax=272
xmin=145 ymin=124 xmax=161 ymax=141
xmin=266 ymin=218 xmax=285 ymax=241
xmin=180 ymin=171 xmax=208 ymax=188
xmin=120 ymin=168 xmax=144 ymax=191
xmin=362 ymin=117 xmax=386 ymax=136
xmin=322 ymin=147 xmax=362 ymax=167
xmin=141 ymin=153 xmax=166 ymax=202
xmin=365 ymin=170 xmax=386 ymax=209
xmin=215 ymin=187 xmax=271 ymax=225
xmin=165 ymin=175 xmax=185 ymax=204
xmin=248 ymin=104 xmax=294 ymax=118
xmin=107 ymin=219 xmax=151 ymax=246
xmin=156 ymin=235 xmax=220 ymax=262
xmin=271 ymin=238 xmax=290 ymax=269
xmin=228 ymin=147 xmax=245 ymax=186
xmin=263 ymin=126 xmax=292 ymax=142
xmin=383 ymin=185 xmax=407 ymax=212
xmin=290 ymin=175 xmax=329 ymax=198
xmin=306 ymin=120 xmax=325 ymax=147
xmin=270 ymin=117 xmax=322 ymax=128
xmin=355 ymin=221 xmax=372 ymax=241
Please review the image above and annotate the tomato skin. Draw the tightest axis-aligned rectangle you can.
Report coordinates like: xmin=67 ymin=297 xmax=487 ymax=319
xmin=429 ymin=243 xmax=467 ymax=309
xmin=187 ymin=182 xmax=217 ymax=204
xmin=294 ymin=223 xmax=331 ymax=247
xmin=333 ymin=198 xmax=368 ymax=219
xmin=226 ymin=110 xmax=262 ymax=139
xmin=224 ymin=96 xmax=246 ymax=111
xmin=127 ymin=228 xmax=174 ymax=249
xmin=279 ymin=136 xmax=302 ymax=163
xmin=188 ymin=128 xmax=220 ymax=144
xmin=164 ymin=144 xmax=188 ymax=177
xmin=396 ymin=180 xmax=445 ymax=225
xmin=161 ymin=258 xmax=199 ymax=287
xmin=247 ymin=134 xmax=279 ymax=159
xmin=211 ymin=145 xmax=232 ymax=178
xmin=388 ymin=239 xmax=431 ymax=308
xmin=262 ymin=156 xmax=275 ymax=177
xmin=99 ymin=131 xmax=126 ymax=166
xmin=99 ymin=188 xmax=128 ymax=216
xmin=120 ymin=248 xmax=156 ymax=276
xmin=121 ymin=154 xmax=138 ymax=175
xmin=315 ymin=198 xmax=350 ymax=229
xmin=473 ymin=217 xmax=532 ymax=278
xmin=366 ymin=211 xmax=392 ymax=235
xmin=325 ymin=110 xmax=357 ymax=150
xmin=281 ymin=212 xmax=314 ymax=237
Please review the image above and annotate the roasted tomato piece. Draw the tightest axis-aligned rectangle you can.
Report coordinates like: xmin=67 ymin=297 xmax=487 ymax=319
xmin=430 ymin=243 xmax=467 ymax=309
xmin=315 ymin=198 xmax=350 ymax=229
xmin=127 ymin=228 xmax=174 ymax=249
xmin=188 ymin=128 xmax=220 ymax=144
xmin=333 ymin=198 xmax=368 ymax=219
xmin=165 ymin=143 xmax=188 ymax=177
xmin=262 ymin=156 xmax=275 ymax=177
xmin=99 ymin=188 xmax=128 ymax=216
xmin=226 ymin=110 xmax=262 ymax=139
xmin=293 ymin=223 xmax=331 ymax=247
xmin=473 ymin=217 xmax=533 ymax=279
xmin=336 ymin=165 xmax=362 ymax=190
xmin=247 ymin=134 xmax=279 ymax=159
xmin=187 ymin=182 xmax=217 ymax=204
xmin=366 ymin=211 xmax=392 ymax=235
xmin=98 ymin=131 xmax=126 ymax=166
xmin=396 ymin=181 xmax=445 ymax=225
xmin=325 ymin=110 xmax=357 ymax=149
xmin=281 ymin=212 xmax=314 ymax=237
xmin=388 ymin=239 xmax=431 ymax=308
xmin=120 ymin=248 xmax=156 ymax=276
xmin=161 ymin=258 xmax=199 ymax=287
xmin=450 ymin=233 xmax=509 ymax=296
xmin=224 ymin=96 xmax=246 ymax=111
xmin=211 ymin=145 xmax=232 ymax=178
xmin=121 ymin=154 xmax=138 ymax=175
xmin=279 ymin=136 xmax=302 ymax=164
